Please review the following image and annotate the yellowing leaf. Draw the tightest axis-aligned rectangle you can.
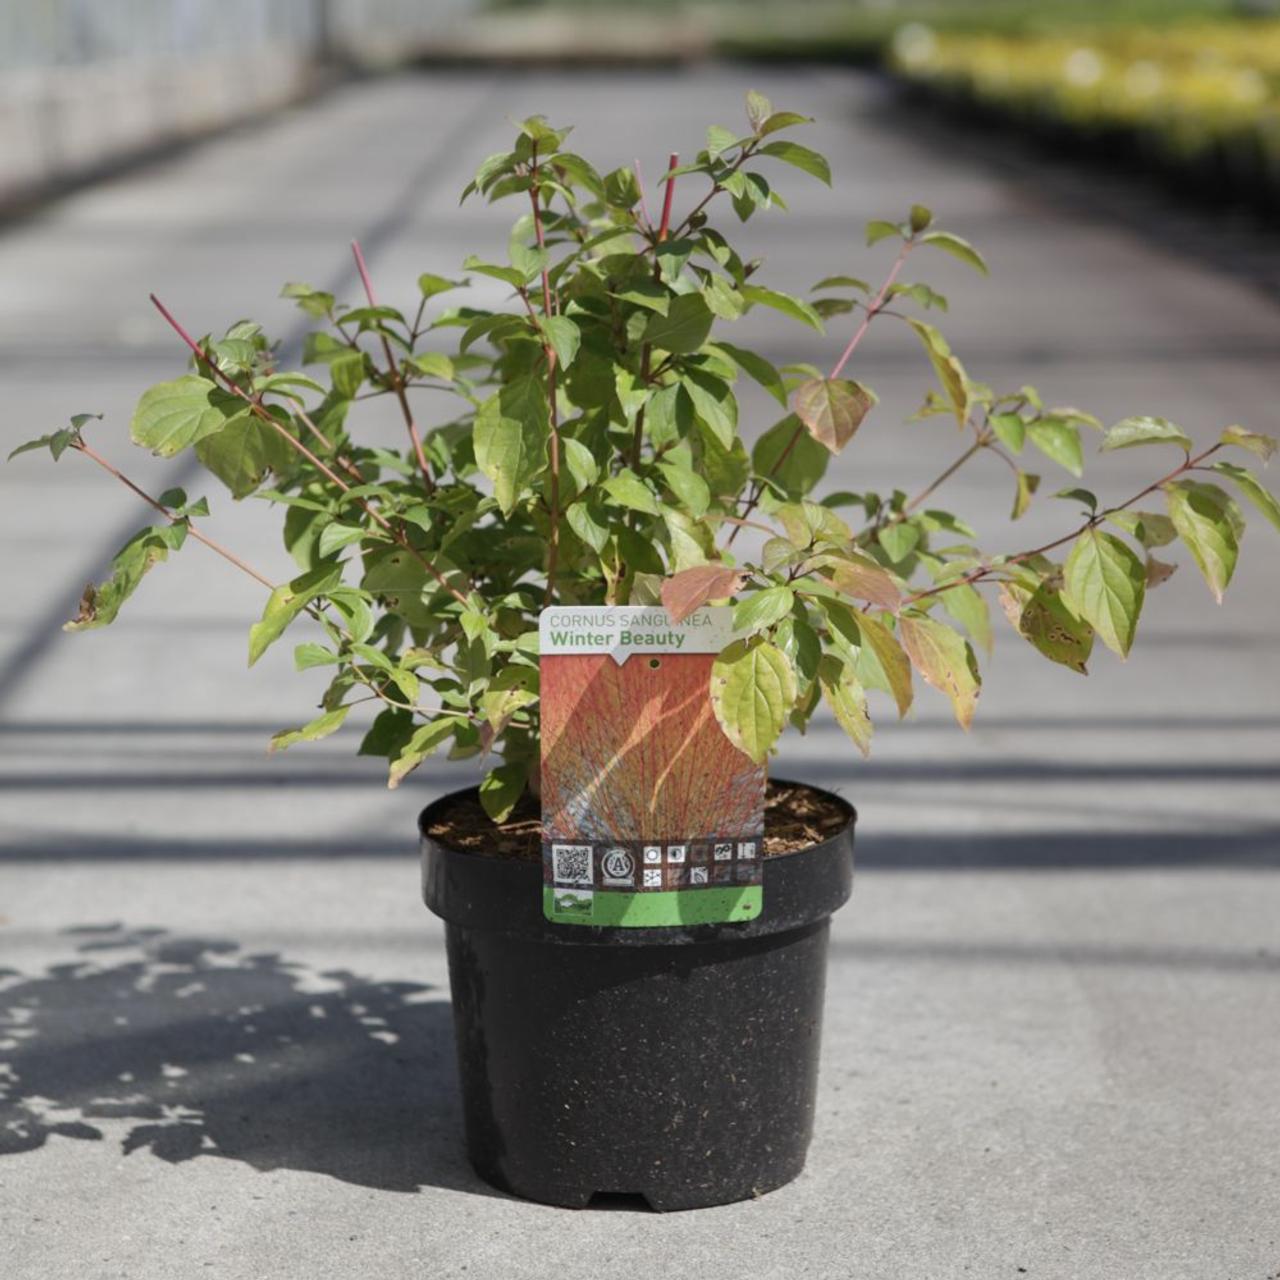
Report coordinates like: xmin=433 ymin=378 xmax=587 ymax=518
xmin=1164 ymin=480 xmax=1242 ymax=603
xmin=851 ymin=609 xmax=914 ymax=718
xmin=1212 ymin=461 xmax=1280 ymax=534
xmin=818 ymin=654 xmax=872 ymax=757
xmin=897 ymin=613 xmax=981 ymax=729
xmin=710 ymin=639 xmax=797 ymax=764
xmin=906 ymin=320 xmax=969 ymax=426
xmin=1102 ymin=416 xmax=1192 ymax=452
xmin=1218 ymin=425 xmax=1276 ymax=461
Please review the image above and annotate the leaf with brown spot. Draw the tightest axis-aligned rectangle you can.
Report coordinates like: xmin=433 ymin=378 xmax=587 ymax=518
xmin=1145 ymin=555 xmax=1178 ymax=589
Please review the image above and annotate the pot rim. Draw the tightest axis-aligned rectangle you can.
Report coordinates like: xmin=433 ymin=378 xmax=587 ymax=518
xmin=416 ymin=775 xmax=856 ymax=862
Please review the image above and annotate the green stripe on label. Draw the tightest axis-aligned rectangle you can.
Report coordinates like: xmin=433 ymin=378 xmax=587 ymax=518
xmin=543 ymin=885 xmax=762 ymax=927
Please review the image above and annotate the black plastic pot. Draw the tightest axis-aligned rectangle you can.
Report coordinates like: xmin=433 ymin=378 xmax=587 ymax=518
xmin=419 ymin=780 xmax=856 ymax=1211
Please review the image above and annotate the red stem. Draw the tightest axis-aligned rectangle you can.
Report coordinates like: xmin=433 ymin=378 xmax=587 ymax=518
xmin=657 ymin=152 xmax=678 ymax=242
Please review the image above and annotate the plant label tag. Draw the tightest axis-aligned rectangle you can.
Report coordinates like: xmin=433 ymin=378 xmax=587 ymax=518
xmin=540 ymin=606 xmax=765 ymax=927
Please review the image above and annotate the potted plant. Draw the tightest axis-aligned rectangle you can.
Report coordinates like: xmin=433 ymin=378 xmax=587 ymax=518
xmin=13 ymin=91 xmax=1278 ymax=1211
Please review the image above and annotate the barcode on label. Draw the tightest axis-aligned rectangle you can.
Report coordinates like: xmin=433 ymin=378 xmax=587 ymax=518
xmin=551 ymin=844 xmax=594 ymax=886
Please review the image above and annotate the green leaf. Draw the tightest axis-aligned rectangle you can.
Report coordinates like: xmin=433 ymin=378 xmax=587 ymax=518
xmin=281 ymin=282 xmax=334 ymax=317
xmin=1101 ymin=416 xmax=1193 ymax=453
xmin=732 ymin=585 xmax=795 ymax=634
xmin=1219 ymin=424 xmax=1277 ymax=462
xmin=752 ymin=415 xmax=829 ymax=499
xmin=256 ymin=371 xmax=326 ymax=400
xmin=919 ymin=231 xmax=988 ymax=274
xmin=462 ymin=255 xmax=527 ymax=290
xmin=542 ymin=315 xmax=581 ymax=369
xmin=359 ymin=707 xmax=414 ymax=759
xmin=418 ymin=272 xmax=463 ymax=299
xmin=1211 ymin=461 xmax=1280 ymax=533
xmin=706 ymin=124 xmax=741 ymax=159
xmin=474 ymin=375 xmax=549 ymax=516
xmin=658 ymin=461 xmax=711 ymax=517
xmin=897 ymin=614 xmax=981 ymax=729
xmin=642 ymin=294 xmax=714 ymax=355
xmin=269 ymin=706 xmax=350 ymax=753
xmin=741 ymin=284 xmax=824 ymax=333
xmin=63 ymin=523 xmax=187 ymax=632
xmin=710 ymin=638 xmax=797 ymax=765
xmin=989 ymin=412 xmax=1026 ymax=453
xmin=1011 ymin=470 xmax=1039 ymax=520
xmin=8 ymin=419 xmax=90 ymax=462
xmin=759 ymin=110 xmax=812 ymax=136
xmin=131 ymin=376 xmax=247 ymax=458
xmin=813 ymin=275 xmax=870 ymax=293
xmin=909 ymin=204 xmax=934 ymax=233
xmin=1164 ymin=480 xmax=1242 ymax=603
xmin=1062 ymin=528 xmax=1145 ymax=657
xmin=602 ymin=469 xmax=661 ymax=517
xmin=866 ymin=220 xmax=901 ymax=246
xmin=680 ymin=368 xmax=738 ymax=449
xmin=294 ymin=642 xmax=339 ymax=670
xmin=758 ymin=140 xmax=831 ymax=185
xmin=793 ymin=378 xmax=876 ymax=454
xmin=906 ymin=320 xmax=969 ymax=425
xmin=940 ymin=582 xmax=993 ymax=655
xmin=408 ymin=351 xmax=455 ymax=382
xmin=248 ymin=564 xmax=342 ymax=667
xmin=562 ymin=436 xmax=599 ymax=492
xmin=195 ymin=412 xmax=293 ymax=499
xmin=1027 ymin=419 xmax=1083 ymax=477
xmin=479 ymin=760 xmax=527 ymax=821
xmin=818 ymin=654 xmax=872 ymax=757
xmin=388 ymin=719 xmax=458 ymax=790
xmin=566 ymin=500 xmax=610 ymax=553
xmin=1053 ymin=487 xmax=1098 ymax=513
xmin=777 ymin=500 xmax=852 ymax=550
xmin=878 ymin=521 xmax=920 ymax=564
xmin=316 ymin=522 xmax=368 ymax=558
xmin=1107 ymin=509 xmax=1177 ymax=548
xmin=713 ymin=341 xmax=788 ymax=407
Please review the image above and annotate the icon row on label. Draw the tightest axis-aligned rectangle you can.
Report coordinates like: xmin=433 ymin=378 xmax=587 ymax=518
xmin=639 ymin=841 xmax=757 ymax=863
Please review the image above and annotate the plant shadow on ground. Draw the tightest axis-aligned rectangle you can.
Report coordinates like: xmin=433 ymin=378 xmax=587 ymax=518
xmin=0 ymin=924 xmax=498 ymax=1196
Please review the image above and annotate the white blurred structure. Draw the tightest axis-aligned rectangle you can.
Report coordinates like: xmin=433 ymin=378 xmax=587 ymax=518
xmin=0 ymin=0 xmax=476 ymax=205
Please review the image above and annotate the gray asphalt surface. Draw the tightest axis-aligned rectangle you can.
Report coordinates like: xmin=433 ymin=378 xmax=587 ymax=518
xmin=1 ymin=67 xmax=1278 ymax=1280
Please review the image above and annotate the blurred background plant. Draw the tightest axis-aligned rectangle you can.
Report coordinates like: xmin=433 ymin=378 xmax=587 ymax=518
xmin=9 ymin=0 xmax=1280 ymax=217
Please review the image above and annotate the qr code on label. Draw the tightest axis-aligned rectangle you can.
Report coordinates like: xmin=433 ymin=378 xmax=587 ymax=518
xmin=551 ymin=844 xmax=594 ymax=886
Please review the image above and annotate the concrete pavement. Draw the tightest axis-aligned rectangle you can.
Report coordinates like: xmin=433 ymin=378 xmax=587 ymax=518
xmin=1 ymin=66 xmax=1278 ymax=1279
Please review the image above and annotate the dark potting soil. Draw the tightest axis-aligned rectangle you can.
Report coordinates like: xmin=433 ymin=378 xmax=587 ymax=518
xmin=424 ymin=779 xmax=850 ymax=861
